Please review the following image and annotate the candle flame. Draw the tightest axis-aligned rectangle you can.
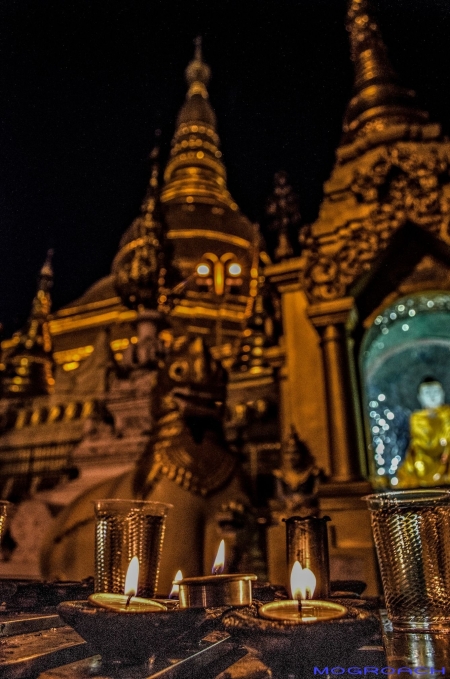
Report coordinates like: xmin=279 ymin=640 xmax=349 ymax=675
xmin=124 ymin=556 xmax=139 ymax=597
xmin=290 ymin=560 xmax=316 ymax=600
xmin=169 ymin=569 xmax=183 ymax=598
xmin=212 ymin=539 xmax=225 ymax=575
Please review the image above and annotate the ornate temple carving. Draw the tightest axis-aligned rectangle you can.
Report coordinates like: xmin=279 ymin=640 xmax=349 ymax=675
xmin=301 ymin=142 xmax=450 ymax=302
xmin=300 ymin=0 xmax=450 ymax=304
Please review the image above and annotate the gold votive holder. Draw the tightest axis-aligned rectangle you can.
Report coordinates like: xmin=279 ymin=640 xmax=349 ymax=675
xmin=259 ymin=599 xmax=347 ymax=623
xmin=178 ymin=574 xmax=257 ymax=608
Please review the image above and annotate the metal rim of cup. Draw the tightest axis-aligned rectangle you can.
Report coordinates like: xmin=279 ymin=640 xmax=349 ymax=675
xmin=93 ymin=499 xmax=173 ymax=516
xmin=363 ymin=489 xmax=450 ymax=510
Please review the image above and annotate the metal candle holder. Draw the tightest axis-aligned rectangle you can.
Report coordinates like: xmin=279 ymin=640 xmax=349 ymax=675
xmin=284 ymin=515 xmax=331 ymax=599
xmin=178 ymin=574 xmax=257 ymax=608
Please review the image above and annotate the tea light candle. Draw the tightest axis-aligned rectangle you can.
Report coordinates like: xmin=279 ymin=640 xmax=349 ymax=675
xmin=89 ymin=557 xmax=167 ymax=613
xmin=178 ymin=540 xmax=257 ymax=608
xmin=259 ymin=561 xmax=347 ymax=623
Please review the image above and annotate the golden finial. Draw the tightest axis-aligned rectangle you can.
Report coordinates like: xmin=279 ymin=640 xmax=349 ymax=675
xmin=194 ymin=35 xmax=202 ymax=62
xmin=343 ymin=0 xmax=427 ymax=142
xmin=185 ymin=36 xmax=211 ymax=97
xmin=40 ymin=249 xmax=54 ymax=281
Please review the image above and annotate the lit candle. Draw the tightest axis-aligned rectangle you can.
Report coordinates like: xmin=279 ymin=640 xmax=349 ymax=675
xmin=89 ymin=557 xmax=167 ymax=613
xmin=259 ymin=560 xmax=347 ymax=623
xmin=212 ymin=540 xmax=225 ymax=574
xmin=169 ymin=570 xmax=183 ymax=599
xmin=178 ymin=541 xmax=257 ymax=608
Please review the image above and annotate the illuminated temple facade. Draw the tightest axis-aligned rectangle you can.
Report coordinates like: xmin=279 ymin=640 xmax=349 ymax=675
xmin=2 ymin=0 xmax=450 ymax=592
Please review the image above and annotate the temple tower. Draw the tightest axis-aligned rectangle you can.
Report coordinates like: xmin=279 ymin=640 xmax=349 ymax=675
xmin=161 ymin=38 xmax=258 ymax=347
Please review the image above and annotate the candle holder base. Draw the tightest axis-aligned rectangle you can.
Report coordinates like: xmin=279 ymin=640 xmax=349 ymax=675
xmin=221 ymin=599 xmax=380 ymax=674
xmin=57 ymin=600 xmax=208 ymax=664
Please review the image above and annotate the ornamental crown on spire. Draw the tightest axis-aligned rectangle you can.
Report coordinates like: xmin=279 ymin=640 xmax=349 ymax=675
xmin=185 ymin=37 xmax=211 ymax=96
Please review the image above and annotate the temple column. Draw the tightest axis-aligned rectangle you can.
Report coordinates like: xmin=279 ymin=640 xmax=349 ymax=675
xmin=308 ymin=297 xmax=365 ymax=483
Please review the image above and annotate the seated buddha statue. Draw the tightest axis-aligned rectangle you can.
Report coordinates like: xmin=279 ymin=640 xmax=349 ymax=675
xmin=272 ymin=426 xmax=325 ymax=515
xmin=396 ymin=377 xmax=450 ymax=488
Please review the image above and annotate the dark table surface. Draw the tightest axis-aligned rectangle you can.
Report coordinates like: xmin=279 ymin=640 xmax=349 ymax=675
xmin=1 ymin=586 xmax=449 ymax=679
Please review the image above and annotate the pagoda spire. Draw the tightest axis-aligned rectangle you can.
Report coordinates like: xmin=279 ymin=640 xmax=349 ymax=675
xmin=112 ymin=138 xmax=178 ymax=312
xmin=2 ymin=251 xmax=55 ymax=397
xmin=265 ymin=171 xmax=301 ymax=262
xmin=161 ymin=38 xmax=237 ymax=210
xmin=342 ymin=0 xmax=428 ymax=144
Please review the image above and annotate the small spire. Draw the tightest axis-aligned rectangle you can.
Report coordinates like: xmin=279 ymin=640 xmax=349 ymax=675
xmin=1 ymin=253 xmax=55 ymax=397
xmin=112 ymin=138 xmax=179 ymax=312
xmin=265 ymin=171 xmax=301 ymax=262
xmin=342 ymin=0 xmax=428 ymax=143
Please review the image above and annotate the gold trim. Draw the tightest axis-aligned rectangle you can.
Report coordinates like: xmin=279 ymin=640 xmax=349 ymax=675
xmin=50 ymin=309 xmax=137 ymax=335
xmin=110 ymin=338 xmax=130 ymax=352
xmin=228 ymin=375 xmax=274 ymax=389
xmin=164 ymin=153 xmax=226 ymax=181
xmin=52 ymin=296 xmax=122 ymax=319
xmin=112 ymin=237 xmax=146 ymax=268
xmin=172 ymin=303 xmax=245 ymax=322
xmin=1 ymin=336 xmax=20 ymax=350
xmin=53 ymin=345 xmax=94 ymax=365
xmin=167 ymin=230 xmax=251 ymax=249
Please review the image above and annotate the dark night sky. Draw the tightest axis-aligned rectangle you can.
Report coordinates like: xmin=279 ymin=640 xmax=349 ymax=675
xmin=1 ymin=0 xmax=450 ymax=335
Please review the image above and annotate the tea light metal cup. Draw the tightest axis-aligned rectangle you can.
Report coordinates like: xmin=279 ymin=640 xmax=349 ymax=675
xmin=178 ymin=573 xmax=257 ymax=608
xmin=93 ymin=499 xmax=172 ymax=598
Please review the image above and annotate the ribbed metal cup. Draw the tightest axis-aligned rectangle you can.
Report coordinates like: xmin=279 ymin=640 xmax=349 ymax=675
xmin=365 ymin=490 xmax=450 ymax=631
xmin=93 ymin=499 xmax=172 ymax=597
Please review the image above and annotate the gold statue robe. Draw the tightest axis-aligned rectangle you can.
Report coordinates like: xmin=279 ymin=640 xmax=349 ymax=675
xmin=397 ymin=404 xmax=450 ymax=488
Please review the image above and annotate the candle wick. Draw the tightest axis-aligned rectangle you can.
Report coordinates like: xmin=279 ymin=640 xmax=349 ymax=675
xmin=125 ymin=592 xmax=134 ymax=607
xmin=297 ymin=597 xmax=302 ymax=615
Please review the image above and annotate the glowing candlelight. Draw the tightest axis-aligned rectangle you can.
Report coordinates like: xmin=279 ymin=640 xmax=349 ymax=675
xmin=124 ymin=556 xmax=139 ymax=605
xmin=291 ymin=560 xmax=316 ymax=601
xmin=88 ymin=557 xmax=167 ymax=613
xmin=212 ymin=540 xmax=225 ymax=575
xmin=259 ymin=562 xmax=345 ymax=623
xmin=169 ymin=570 xmax=183 ymax=599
